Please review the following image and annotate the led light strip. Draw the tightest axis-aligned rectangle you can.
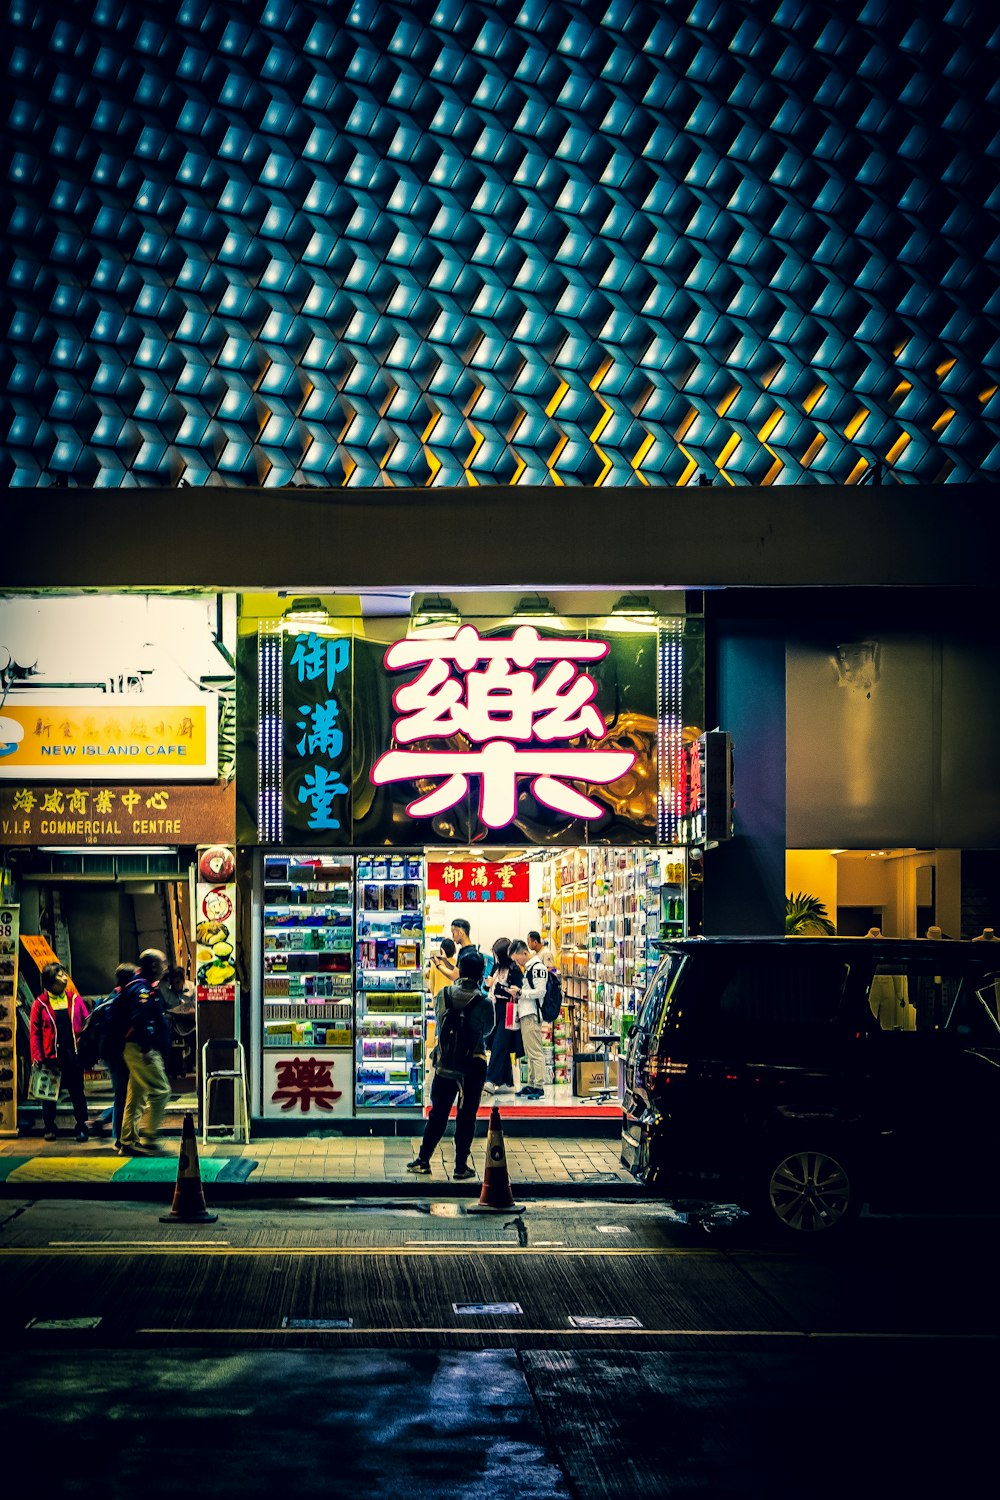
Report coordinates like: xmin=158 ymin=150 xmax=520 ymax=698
xmin=657 ymin=620 xmax=684 ymax=843
xmin=258 ymin=620 xmax=283 ymax=843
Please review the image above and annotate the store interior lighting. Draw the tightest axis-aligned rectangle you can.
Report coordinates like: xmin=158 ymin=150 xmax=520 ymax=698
xmin=38 ymin=846 xmax=178 ymax=854
xmin=282 ymin=596 xmax=329 ymax=623
xmin=410 ymin=594 xmax=462 ymax=628
xmin=512 ymin=593 xmax=555 ymax=617
xmin=612 ymin=593 xmax=657 ymax=618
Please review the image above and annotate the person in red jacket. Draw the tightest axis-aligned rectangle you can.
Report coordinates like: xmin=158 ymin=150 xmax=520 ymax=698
xmin=29 ymin=961 xmax=90 ymax=1142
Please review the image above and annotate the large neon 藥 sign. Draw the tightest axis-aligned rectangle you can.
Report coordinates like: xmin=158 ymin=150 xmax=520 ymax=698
xmin=370 ymin=625 xmax=634 ymax=829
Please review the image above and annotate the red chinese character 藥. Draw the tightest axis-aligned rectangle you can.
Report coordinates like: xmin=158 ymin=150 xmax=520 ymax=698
xmin=271 ymin=1056 xmax=342 ymax=1112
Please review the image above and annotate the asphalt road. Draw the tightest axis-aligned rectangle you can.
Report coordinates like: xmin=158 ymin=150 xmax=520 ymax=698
xmin=2 ymin=1198 xmax=998 ymax=1497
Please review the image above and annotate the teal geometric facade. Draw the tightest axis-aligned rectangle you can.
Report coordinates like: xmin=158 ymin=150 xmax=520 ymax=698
xmin=2 ymin=0 xmax=998 ymax=488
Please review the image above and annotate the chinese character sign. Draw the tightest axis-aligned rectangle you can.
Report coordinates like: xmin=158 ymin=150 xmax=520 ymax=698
xmin=370 ymin=625 xmax=635 ymax=829
xmin=0 ymin=782 xmax=236 ymax=846
xmin=283 ymin=632 xmax=352 ymax=842
xmin=263 ymin=1051 xmax=351 ymax=1118
xmin=426 ymin=858 xmax=529 ymax=902
xmin=0 ymin=694 xmax=217 ymax=780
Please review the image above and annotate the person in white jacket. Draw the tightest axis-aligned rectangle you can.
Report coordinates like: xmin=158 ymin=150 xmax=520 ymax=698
xmin=509 ymin=938 xmax=547 ymax=1099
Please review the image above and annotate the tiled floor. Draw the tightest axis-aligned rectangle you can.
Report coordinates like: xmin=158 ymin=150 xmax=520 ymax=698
xmin=0 ymin=1130 xmax=633 ymax=1185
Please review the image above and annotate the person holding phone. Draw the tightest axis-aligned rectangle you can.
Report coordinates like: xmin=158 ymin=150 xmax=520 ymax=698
xmin=483 ymin=936 xmax=524 ymax=1094
xmin=429 ymin=937 xmax=458 ymax=992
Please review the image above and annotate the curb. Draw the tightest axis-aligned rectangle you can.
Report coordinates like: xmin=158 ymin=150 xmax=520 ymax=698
xmin=0 ymin=1177 xmax=646 ymax=1204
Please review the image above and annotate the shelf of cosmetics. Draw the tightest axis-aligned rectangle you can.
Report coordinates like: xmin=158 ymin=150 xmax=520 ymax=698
xmin=356 ymin=1018 xmax=423 ymax=1108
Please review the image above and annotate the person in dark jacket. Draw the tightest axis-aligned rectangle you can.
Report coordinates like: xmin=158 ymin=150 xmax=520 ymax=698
xmin=113 ymin=949 xmax=172 ymax=1154
xmin=85 ymin=962 xmax=137 ymax=1147
xmin=483 ymin=936 xmax=524 ymax=1094
xmin=29 ymin=961 xmax=90 ymax=1141
xmin=407 ymin=951 xmax=494 ymax=1180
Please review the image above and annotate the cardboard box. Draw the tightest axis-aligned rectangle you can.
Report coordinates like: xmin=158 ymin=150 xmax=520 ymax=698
xmin=574 ymin=1057 xmax=619 ymax=1096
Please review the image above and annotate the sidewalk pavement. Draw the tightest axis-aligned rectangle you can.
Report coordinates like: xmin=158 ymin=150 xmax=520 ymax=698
xmin=0 ymin=1122 xmax=640 ymax=1200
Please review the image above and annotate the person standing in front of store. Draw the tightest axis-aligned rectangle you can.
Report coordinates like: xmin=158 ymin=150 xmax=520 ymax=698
xmin=526 ymin=929 xmax=557 ymax=971
xmin=450 ymin=918 xmax=478 ymax=964
xmin=114 ymin=949 xmax=172 ymax=1154
xmin=483 ymin=937 xmax=524 ymax=1094
xmin=85 ymin=961 xmax=137 ymax=1143
xmin=408 ymin=951 xmax=494 ymax=1179
xmin=29 ymin=962 xmax=90 ymax=1142
xmin=157 ymin=963 xmax=196 ymax=1079
xmin=512 ymin=938 xmax=548 ymax=1099
xmin=429 ymin=937 xmax=458 ymax=990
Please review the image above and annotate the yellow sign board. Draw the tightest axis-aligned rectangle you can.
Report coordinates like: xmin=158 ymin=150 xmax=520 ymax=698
xmin=0 ymin=694 xmax=217 ymax=780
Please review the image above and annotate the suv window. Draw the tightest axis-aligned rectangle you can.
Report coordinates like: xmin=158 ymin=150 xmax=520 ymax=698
xmin=638 ymin=952 xmax=683 ymax=1033
xmin=647 ymin=949 xmax=850 ymax=1058
xmin=866 ymin=959 xmax=990 ymax=1034
xmin=719 ymin=959 xmax=850 ymax=1026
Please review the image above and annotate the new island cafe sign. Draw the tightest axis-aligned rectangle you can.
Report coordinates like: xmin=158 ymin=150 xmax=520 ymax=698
xmin=0 ymin=692 xmax=217 ymax=781
xmin=0 ymin=690 xmax=228 ymax=847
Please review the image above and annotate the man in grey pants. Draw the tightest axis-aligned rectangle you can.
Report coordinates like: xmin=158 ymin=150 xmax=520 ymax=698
xmin=510 ymin=938 xmax=547 ymax=1099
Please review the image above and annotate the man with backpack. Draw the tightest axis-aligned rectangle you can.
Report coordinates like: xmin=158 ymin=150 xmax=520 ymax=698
xmin=407 ymin=950 xmax=494 ymax=1180
xmin=511 ymin=938 xmax=548 ymax=1099
xmin=109 ymin=949 xmax=172 ymax=1154
xmin=78 ymin=962 xmax=136 ymax=1147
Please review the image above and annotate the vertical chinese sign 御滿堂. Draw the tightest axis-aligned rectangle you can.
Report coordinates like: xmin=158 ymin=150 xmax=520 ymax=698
xmin=283 ymin=631 xmax=352 ymax=844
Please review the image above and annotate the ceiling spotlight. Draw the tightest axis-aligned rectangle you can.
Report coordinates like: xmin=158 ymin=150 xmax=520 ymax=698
xmin=612 ymin=593 xmax=656 ymax=618
xmin=411 ymin=594 xmax=461 ymax=628
xmin=282 ymin=596 xmax=329 ymax=623
xmin=512 ymin=593 xmax=555 ymax=617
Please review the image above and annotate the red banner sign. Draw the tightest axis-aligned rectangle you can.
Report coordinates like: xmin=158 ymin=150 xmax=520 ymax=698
xmin=426 ymin=858 xmax=530 ymax=903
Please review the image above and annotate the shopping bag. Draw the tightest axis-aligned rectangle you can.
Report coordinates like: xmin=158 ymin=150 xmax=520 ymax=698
xmin=29 ymin=1061 xmax=61 ymax=1102
xmin=504 ymin=1000 xmax=517 ymax=1029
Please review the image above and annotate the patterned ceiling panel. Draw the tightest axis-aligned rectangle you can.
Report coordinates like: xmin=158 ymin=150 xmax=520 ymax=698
xmin=2 ymin=0 xmax=998 ymax=487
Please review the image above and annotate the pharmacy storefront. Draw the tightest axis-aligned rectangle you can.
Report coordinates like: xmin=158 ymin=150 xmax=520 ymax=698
xmin=238 ymin=595 xmax=707 ymax=1128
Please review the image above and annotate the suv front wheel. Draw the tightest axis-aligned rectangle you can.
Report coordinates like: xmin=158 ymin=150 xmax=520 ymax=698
xmin=760 ymin=1146 xmax=860 ymax=1238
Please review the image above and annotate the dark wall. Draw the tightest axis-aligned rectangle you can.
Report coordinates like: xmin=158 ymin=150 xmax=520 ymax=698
xmin=702 ymin=614 xmax=786 ymax=935
xmin=3 ymin=484 xmax=999 ymax=591
xmin=786 ymin=590 xmax=1000 ymax=848
xmin=700 ymin=586 xmax=1000 ymax=935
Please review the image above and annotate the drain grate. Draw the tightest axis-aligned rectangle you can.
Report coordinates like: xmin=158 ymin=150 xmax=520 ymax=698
xmin=453 ymin=1302 xmax=523 ymax=1316
xmin=282 ymin=1317 xmax=354 ymax=1330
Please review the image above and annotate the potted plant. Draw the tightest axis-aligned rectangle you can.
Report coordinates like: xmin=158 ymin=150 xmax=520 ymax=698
xmin=785 ymin=892 xmax=836 ymax=935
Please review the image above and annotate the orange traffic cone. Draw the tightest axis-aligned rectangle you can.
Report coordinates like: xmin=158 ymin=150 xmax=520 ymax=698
xmin=467 ymin=1106 xmax=525 ymax=1214
xmin=160 ymin=1112 xmax=218 ymax=1224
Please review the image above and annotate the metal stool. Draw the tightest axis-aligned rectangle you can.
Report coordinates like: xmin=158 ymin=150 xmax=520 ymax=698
xmin=587 ymin=1030 xmax=619 ymax=1102
xmin=201 ymin=1038 xmax=250 ymax=1144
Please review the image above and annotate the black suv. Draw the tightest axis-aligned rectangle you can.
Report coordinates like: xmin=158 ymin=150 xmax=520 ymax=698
xmin=621 ymin=937 xmax=1000 ymax=1236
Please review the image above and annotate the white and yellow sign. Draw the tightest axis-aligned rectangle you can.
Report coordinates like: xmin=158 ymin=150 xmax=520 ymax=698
xmin=0 ymin=692 xmax=218 ymax=781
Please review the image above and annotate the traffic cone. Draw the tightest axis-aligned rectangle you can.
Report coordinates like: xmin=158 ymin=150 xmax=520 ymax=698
xmin=467 ymin=1106 xmax=525 ymax=1214
xmin=160 ymin=1111 xmax=218 ymax=1224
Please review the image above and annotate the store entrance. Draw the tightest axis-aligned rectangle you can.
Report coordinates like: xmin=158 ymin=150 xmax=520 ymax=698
xmin=256 ymin=845 xmax=688 ymax=1126
xmin=14 ymin=864 xmax=197 ymax=1113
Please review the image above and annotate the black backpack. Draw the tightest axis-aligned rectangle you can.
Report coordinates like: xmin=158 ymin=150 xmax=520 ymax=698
xmin=434 ymin=996 xmax=476 ymax=1078
xmin=540 ymin=968 xmax=563 ymax=1023
xmin=75 ymin=996 xmax=114 ymax=1070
